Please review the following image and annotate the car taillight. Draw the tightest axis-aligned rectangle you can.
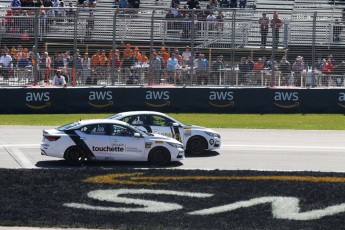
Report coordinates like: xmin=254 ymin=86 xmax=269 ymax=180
xmin=45 ymin=136 xmax=61 ymax=141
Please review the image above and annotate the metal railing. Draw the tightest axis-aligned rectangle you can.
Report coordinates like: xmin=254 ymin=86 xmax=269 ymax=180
xmin=0 ymin=7 xmax=345 ymax=88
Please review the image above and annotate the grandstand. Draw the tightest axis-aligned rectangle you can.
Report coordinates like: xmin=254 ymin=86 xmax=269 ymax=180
xmin=0 ymin=0 xmax=344 ymax=48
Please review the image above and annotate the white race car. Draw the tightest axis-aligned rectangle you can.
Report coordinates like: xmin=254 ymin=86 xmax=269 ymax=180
xmin=107 ymin=111 xmax=221 ymax=155
xmin=41 ymin=119 xmax=184 ymax=166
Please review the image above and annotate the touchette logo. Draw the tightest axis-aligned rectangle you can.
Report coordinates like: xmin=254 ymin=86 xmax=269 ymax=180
xmin=208 ymin=91 xmax=234 ymax=108
xmin=337 ymin=92 xmax=345 ymax=108
xmin=88 ymin=91 xmax=113 ymax=108
xmin=25 ymin=92 xmax=51 ymax=109
xmin=145 ymin=90 xmax=170 ymax=107
xmin=273 ymin=91 xmax=299 ymax=109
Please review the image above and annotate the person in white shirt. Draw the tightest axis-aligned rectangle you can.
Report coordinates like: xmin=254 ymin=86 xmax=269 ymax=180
xmin=182 ymin=46 xmax=191 ymax=66
xmin=0 ymin=52 xmax=13 ymax=79
xmin=81 ymin=52 xmax=91 ymax=84
xmin=52 ymin=70 xmax=67 ymax=86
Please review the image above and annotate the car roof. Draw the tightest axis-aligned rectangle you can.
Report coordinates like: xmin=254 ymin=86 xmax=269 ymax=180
xmin=76 ymin=119 xmax=129 ymax=126
xmin=114 ymin=111 xmax=167 ymax=117
xmin=117 ymin=111 xmax=166 ymax=116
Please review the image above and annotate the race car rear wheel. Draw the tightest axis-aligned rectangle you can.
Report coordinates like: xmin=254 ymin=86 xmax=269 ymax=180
xmin=64 ymin=146 xmax=85 ymax=166
xmin=148 ymin=147 xmax=171 ymax=166
xmin=186 ymin=136 xmax=207 ymax=155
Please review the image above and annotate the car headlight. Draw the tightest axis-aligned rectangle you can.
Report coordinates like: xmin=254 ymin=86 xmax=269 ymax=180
xmin=204 ymin=131 xmax=220 ymax=138
xmin=167 ymin=142 xmax=184 ymax=149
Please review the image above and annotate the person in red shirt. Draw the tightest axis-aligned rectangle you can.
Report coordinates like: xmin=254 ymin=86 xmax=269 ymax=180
xmin=253 ymin=58 xmax=264 ymax=85
xmin=108 ymin=53 xmax=122 ymax=85
xmin=322 ymin=59 xmax=334 ymax=86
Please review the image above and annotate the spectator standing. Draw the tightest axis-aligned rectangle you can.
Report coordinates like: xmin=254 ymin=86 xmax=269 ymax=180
xmin=108 ymin=53 xmax=122 ymax=85
xmin=52 ymin=70 xmax=67 ymax=86
xmin=322 ymin=59 xmax=334 ymax=86
xmin=81 ymin=52 xmax=90 ymax=84
xmin=182 ymin=46 xmax=192 ymax=66
xmin=86 ymin=10 xmax=95 ymax=38
xmin=210 ymin=55 xmax=224 ymax=85
xmin=270 ymin=11 xmax=282 ymax=49
xmin=123 ymin=44 xmax=133 ymax=60
xmin=194 ymin=54 xmax=208 ymax=85
xmin=253 ymin=58 xmax=264 ymax=84
xmin=292 ymin=56 xmax=305 ymax=87
xmin=99 ymin=51 xmax=108 ymax=79
xmin=238 ymin=56 xmax=250 ymax=85
xmin=167 ymin=53 xmax=180 ymax=84
xmin=259 ymin=12 xmax=269 ymax=48
xmin=0 ymin=51 xmax=13 ymax=80
xmin=174 ymin=49 xmax=183 ymax=66
xmin=151 ymin=52 xmax=162 ymax=84
xmin=279 ymin=56 xmax=291 ymax=86
xmin=91 ymin=50 xmax=101 ymax=73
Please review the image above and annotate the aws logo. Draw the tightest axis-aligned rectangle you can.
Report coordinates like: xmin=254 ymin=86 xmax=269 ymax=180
xmin=25 ymin=92 xmax=51 ymax=109
xmin=273 ymin=91 xmax=300 ymax=109
xmin=208 ymin=91 xmax=234 ymax=108
xmin=337 ymin=92 xmax=345 ymax=108
xmin=145 ymin=91 xmax=170 ymax=107
xmin=88 ymin=91 xmax=113 ymax=108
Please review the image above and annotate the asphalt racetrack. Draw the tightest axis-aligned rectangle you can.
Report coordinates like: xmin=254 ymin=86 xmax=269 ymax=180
xmin=2 ymin=126 xmax=345 ymax=229
xmin=1 ymin=126 xmax=345 ymax=171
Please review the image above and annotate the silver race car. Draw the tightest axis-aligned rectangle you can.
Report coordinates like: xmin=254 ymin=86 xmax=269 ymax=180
xmin=41 ymin=119 xmax=184 ymax=166
xmin=107 ymin=111 xmax=221 ymax=155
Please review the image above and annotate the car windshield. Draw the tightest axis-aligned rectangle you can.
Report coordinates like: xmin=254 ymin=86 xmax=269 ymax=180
xmin=57 ymin=122 xmax=81 ymax=131
xmin=128 ymin=124 xmax=149 ymax=136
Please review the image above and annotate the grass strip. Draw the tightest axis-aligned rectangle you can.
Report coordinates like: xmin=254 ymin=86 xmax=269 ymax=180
xmin=0 ymin=113 xmax=344 ymax=130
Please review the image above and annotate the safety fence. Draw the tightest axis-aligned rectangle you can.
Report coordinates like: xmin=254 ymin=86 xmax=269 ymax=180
xmin=0 ymin=7 xmax=345 ymax=87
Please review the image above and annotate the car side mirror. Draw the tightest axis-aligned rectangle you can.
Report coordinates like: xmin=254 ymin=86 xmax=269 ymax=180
xmin=172 ymin=122 xmax=180 ymax=127
xmin=133 ymin=133 xmax=141 ymax=138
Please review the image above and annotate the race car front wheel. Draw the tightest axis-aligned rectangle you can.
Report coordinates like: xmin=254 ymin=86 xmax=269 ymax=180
xmin=186 ymin=136 xmax=207 ymax=155
xmin=64 ymin=146 xmax=86 ymax=166
xmin=149 ymin=147 xmax=171 ymax=166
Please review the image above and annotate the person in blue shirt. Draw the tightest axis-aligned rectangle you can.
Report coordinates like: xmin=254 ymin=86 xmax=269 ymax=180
xmin=166 ymin=53 xmax=180 ymax=84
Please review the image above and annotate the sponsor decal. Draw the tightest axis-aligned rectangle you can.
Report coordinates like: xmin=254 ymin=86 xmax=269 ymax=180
xmin=92 ymin=146 xmax=124 ymax=152
xmin=208 ymin=91 xmax=234 ymax=108
xmin=25 ymin=92 xmax=51 ymax=109
xmin=88 ymin=91 xmax=113 ymax=108
xmin=338 ymin=92 xmax=345 ymax=108
xmin=63 ymin=188 xmax=345 ymax=220
xmin=145 ymin=143 xmax=152 ymax=148
xmin=145 ymin=90 xmax=170 ymax=108
xmin=273 ymin=91 xmax=300 ymax=109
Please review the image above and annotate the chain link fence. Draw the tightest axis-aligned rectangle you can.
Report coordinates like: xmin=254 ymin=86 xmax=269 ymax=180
xmin=0 ymin=6 xmax=345 ymax=87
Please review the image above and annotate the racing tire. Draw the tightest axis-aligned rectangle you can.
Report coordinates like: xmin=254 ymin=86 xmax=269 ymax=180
xmin=148 ymin=147 xmax=171 ymax=166
xmin=64 ymin=146 xmax=86 ymax=166
xmin=186 ymin=136 xmax=207 ymax=155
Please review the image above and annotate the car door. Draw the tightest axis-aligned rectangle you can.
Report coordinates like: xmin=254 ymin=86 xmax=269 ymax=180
xmin=76 ymin=123 xmax=111 ymax=160
xmin=109 ymin=124 xmax=145 ymax=160
xmin=149 ymin=115 xmax=178 ymax=140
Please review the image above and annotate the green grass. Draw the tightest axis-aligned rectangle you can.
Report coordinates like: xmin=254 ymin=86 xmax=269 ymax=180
xmin=0 ymin=113 xmax=345 ymax=130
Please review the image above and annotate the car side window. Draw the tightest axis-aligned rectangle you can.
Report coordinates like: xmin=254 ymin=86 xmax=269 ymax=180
xmin=111 ymin=125 xmax=134 ymax=137
xmin=151 ymin=115 xmax=173 ymax=126
xmin=80 ymin=124 xmax=108 ymax=135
